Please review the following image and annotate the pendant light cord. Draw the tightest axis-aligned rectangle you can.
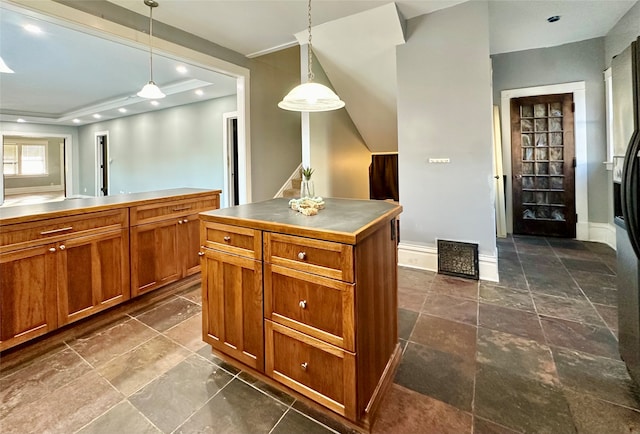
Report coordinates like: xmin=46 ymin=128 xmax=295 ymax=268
xmin=148 ymin=3 xmax=154 ymax=82
xmin=307 ymin=0 xmax=314 ymax=82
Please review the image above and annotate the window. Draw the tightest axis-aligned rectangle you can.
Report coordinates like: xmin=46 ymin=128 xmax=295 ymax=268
xmin=2 ymin=142 xmax=48 ymax=176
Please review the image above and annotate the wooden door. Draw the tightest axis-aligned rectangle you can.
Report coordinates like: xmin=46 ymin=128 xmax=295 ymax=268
xmin=57 ymin=229 xmax=130 ymax=325
xmin=511 ymin=94 xmax=576 ymax=237
xmin=201 ymin=248 xmax=264 ymax=371
xmin=180 ymin=213 xmax=202 ymax=277
xmin=0 ymin=245 xmax=58 ymax=350
xmin=131 ymin=219 xmax=180 ymax=297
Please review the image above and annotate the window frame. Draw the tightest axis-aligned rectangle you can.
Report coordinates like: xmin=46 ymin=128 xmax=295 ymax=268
xmin=2 ymin=141 xmax=49 ymax=178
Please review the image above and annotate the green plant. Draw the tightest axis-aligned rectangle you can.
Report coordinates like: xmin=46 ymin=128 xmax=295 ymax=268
xmin=301 ymin=166 xmax=314 ymax=179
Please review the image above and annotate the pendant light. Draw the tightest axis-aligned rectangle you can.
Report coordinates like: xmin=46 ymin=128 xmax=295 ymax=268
xmin=0 ymin=56 xmax=14 ymax=74
xmin=137 ymin=0 xmax=165 ymax=99
xmin=278 ymin=0 xmax=344 ymax=112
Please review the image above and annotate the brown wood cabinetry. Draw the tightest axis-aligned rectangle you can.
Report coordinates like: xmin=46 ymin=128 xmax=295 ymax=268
xmin=200 ymin=198 xmax=402 ymax=431
xmin=0 ymin=188 xmax=220 ymax=352
xmin=130 ymin=195 xmax=219 ymax=297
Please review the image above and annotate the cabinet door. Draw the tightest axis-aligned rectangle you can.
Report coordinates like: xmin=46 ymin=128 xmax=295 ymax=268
xmin=131 ymin=219 xmax=180 ymax=297
xmin=57 ymin=229 xmax=130 ymax=325
xmin=0 ymin=245 xmax=57 ymax=350
xmin=180 ymin=213 xmax=202 ymax=277
xmin=202 ymin=248 xmax=264 ymax=371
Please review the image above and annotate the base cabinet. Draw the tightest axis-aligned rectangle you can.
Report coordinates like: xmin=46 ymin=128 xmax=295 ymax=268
xmin=200 ymin=198 xmax=402 ymax=431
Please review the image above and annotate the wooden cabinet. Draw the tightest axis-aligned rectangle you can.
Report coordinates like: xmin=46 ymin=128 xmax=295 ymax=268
xmin=200 ymin=198 xmax=402 ymax=431
xmin=0 ymin=209 xmax=129 ymax=351
xmin=0 ymin=188 xmax=221 ymax=352
xmin=130 ymin=195 xmax=219 ymax=297
xmin=201 ymin=222 xmax=263 ymax=370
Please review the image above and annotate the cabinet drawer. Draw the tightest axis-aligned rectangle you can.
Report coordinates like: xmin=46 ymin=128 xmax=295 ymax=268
xmin=264 ymin=233 xmax=353 ymax=282
xmin=264 ymin=264 xmax=354 ymax=351
xmin=130 ymin=195 xmax=218 ymax=226
xmin=0 ymin=209 xmax=128 ymax=253
xmin=201 ymin=222 xmax=262 ymax=260
xmin=265 ymin=320 xmax=356 ymax=419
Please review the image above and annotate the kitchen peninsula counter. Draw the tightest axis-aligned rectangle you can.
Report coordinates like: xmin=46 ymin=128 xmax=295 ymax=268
xmin=199 ymin=197 xmax=402 ymax=431
xmin=1 ymin=188 xmax=220 ymax=351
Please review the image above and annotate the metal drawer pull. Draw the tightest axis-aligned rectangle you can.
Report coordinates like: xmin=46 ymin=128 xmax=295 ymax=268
xmin=299 ymin=300 xmax=307 ymax=309
xmin=40 ymin=226 xmax=73 ymax=235
xmin=223 ymin=236 xmax=231 ymax=242
xmin=59 ymin=245 xmax=66 ymax=250
xmin=48 ymin=247 xmax=56 ymax=253
xmin=297 ymin=251 xmax=306 ymax=260
xmin=172 ymin=206 xmax=192 ymax=211
xmin=301 ymin=362 xmax=308 ymax=371
xmin=198 ymin=251 xmax=205 ymax=256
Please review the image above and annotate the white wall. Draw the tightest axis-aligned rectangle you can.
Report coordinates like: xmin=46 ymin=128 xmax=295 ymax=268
xmin=77 ymin=96 xmax=236 ymax=202
xmin=396 ymin=1 xmax=497 ymax=279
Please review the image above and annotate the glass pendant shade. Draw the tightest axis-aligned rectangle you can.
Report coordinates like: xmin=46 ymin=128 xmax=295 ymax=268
xmin=0 ymin=56 xmax=14 ymax=73
xmin=278 ymin=82 xmax=345 ymax=112
xmin=137 ymin=81 xmax=165 ymax=99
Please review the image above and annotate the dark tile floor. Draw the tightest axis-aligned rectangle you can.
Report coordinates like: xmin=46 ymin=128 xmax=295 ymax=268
xmin=1 ymin=235 xmax=639 ymax=433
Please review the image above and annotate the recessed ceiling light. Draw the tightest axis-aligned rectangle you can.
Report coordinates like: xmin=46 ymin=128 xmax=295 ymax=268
xmin=176 ymin=65 xmax=188 ymax=74
xmin=16 ymin=118 xmax=26 ymax=123
xmin=73 ymin=119 xmax=81 ymax=124
xmin=195 ymin=89 xmax=204 ymax=96
xmin=93 ymin=114 xmax=102 ymax=119
xmin=118 ymin=108 xmax=127 ymax=113
xmin=547 ymin=15 xmax=560 ymax=23
xmin=23 ymin=24 xmax=42 ymax=34
xmin=150 ymin=100 xmax=160 ymax=106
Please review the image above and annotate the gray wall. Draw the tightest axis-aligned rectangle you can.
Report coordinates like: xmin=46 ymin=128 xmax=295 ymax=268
xmin=78 ymin=96 xmax=236 ymax=201
xmin=3 ymin=136 xmax=64 ymax=190
xmin=397 ymin=1 xmax=496 ymax=256
xmin=249 ymin=47 xmax=303 ymax=201
xmin=492 ymin=38 xmax=608 ymax=224
xmin=605 ymin=0 xmax=640 ymax=67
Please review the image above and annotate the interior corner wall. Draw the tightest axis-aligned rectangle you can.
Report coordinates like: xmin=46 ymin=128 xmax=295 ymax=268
xmin=249 ymin=47 xmax=303 ymax=201
xmin=77 ymin=96 xmax=236 ymax=197
xmin=396 ymin=1 xmax=496 ymax=256
xmin=309 ymin=53 xmax=371 ymax=200
xmin=604 ymin=0 xmax=640 ymax=67
xmin=491 ymin=38 xmax=607 ymax=225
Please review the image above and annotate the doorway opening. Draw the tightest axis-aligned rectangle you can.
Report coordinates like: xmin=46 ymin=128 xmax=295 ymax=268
xmin=223 ymin=112 xmax=239 ymax=207
xmin=95 ymin=131 xmax=109 ymax=196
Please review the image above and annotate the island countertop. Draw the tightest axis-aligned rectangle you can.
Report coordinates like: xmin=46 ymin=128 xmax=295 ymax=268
xmin=199 ymin=197 xmax=402 ymax=244
xmin=0 ymin=188 xmax=221 ymax=225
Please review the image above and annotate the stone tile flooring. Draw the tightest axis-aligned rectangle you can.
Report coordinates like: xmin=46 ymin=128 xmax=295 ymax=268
xmin=1 ymin=235 xmax=639 ymax=433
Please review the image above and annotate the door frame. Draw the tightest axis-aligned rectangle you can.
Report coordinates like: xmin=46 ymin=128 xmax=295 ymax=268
xmin=94 ymin=130 xmax=109 ymax=196
xmin=501 ymin=81 xmax=588 ymax=240
xmin=222 ymin=111 xmax=239 ymax=208
xmin=0 ymin=131 xmax=74 ymax=204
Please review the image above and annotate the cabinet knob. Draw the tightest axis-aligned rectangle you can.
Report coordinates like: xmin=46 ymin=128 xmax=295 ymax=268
xmin=301 ymin=362 xmax=308 ymax=371
xmin=299 ymin=300 xmax=307 ymax=309
xmin=198 ymin=251 xmax=205 ymax=257
xmin=48 ymin=247 xmax=56 ymax=253
xmin=59 ymin=245 xmax=66 ymax=251
xmin=223 ymin=236 xmax=231 ymax=242
xmin=297 ymin=251 xmax=306 ymax=260
xmin=183 ymin=218 xmax=188 ymax=223
xmin=178 ymin=220 xmax=183 ymax=224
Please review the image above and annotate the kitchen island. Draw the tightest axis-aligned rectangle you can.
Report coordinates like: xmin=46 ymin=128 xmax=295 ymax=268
xmin=199 ymin=197 xmax=402 ymax=431
xmin=0 ymin=188 xmax=220 ymax=351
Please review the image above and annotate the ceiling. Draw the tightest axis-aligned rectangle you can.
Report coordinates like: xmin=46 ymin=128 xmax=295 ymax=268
xmin=0 ymin=0 xmax=636 ymax=134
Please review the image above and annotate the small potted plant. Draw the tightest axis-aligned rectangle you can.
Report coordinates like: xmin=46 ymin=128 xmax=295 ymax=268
xmin=300 ymin=166 xmax=315 ymax=198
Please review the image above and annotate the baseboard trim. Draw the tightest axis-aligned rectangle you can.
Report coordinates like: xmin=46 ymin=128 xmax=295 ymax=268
xmin=398 ymin=243 xmax=498 ymax=282
xmin=589 ymin=222 xmax=616 ymax=251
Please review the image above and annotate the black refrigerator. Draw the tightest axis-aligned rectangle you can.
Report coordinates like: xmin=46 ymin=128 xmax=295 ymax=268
xmin=616 ymin=35 xmax=640 ymax=384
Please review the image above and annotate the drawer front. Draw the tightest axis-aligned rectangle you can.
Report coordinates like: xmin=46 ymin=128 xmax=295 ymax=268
xmin=131 ymin=195 xmax=218 ymax=226
xmin=201 ymin=221 xmax=262 ymax=260
xmin=265 ymin=320 xmax=356 ymax=420
xmin=0 ymin=209 xmax=128 ymax=252
xmin=264 ymin=264 xmax=354 ymax=351
xmin=264 ymin=233 xmax=353 ymax=282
